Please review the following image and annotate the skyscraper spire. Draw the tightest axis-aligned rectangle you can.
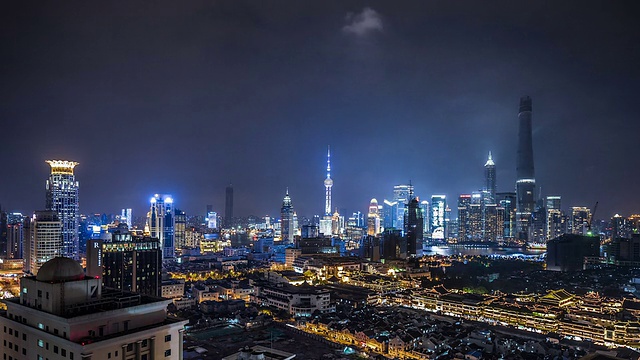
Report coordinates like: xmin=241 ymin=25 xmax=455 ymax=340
xmin=484 ymin=151 xmax=496 ymax=204
xmin=324 ymin=146 xmax=333 ymax=216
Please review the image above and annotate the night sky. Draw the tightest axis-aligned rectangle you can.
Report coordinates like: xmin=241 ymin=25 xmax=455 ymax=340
xmin=1 ymin=1 xmax=639 ymax=220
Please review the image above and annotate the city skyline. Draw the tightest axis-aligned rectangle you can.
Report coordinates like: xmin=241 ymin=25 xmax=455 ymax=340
xmin=1 ymin=1 xmax=639 ymax=219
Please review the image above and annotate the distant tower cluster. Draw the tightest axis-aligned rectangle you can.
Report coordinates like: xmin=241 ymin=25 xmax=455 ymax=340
xmin=515 ymin=96 xmax=536 ymax=241
xmin=45 ymin=160 xmax=80 ymax=260
xmin=148 ymin=194 xmax=175 ymax=260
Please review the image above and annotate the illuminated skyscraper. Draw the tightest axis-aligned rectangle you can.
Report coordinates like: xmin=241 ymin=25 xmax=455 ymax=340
xmin=25 ymin=210 xmax=62 ymax=275
xmin=430 ymin=195 xmax=446 ymax=240
xmin=281 ymin=189 xmax=295 ymax=244
xmin=484 ymin=151 xmax=496 ymax=204
xmin=546 ymin=196 xmax=564 ymax=240
xmin=324 ymin=146 xmax=333 ymax=216
xmin=420 ymin=200 xmax=430 ymax=238
xmin=382 ymin=199 xmax=399 ymax=229
xmin=6 ymin=213 xmax=25 ymax=259
xmin=120 ymin=208 xmax=132 ymax=229
xmin=393 ymin=184 xmax=414 ymax=231
xmin=148 ymin=194 xmax=175 ymax=260
xmin=225 ymin=184 xmax=234 ymax=228
xmin=45 ymin=160 xmax=80 ymax=259
xmin=367 ymin=198 xmax=381 ymax=236
xmin=515 ymin=96 xmax=536 ymax=241
xmin=174 ymin=209 xmax=186 ymax=251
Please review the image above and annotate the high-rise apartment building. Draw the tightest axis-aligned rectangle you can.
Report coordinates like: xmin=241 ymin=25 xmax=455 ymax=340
xmin=281 ymin=190 xmax=295 ymax=244
xmin=25 ymin=210 xmax=62 ymax=275
xmin=546 ymin=196 xmax=564 ymax=240
xmin=45 ymin=160 xmax=80 ymax=259
xmin=515 ymin=96 xmax=536 ymax=242
xmin=430 ymin=195 xmax=447 ymax=240
xmin=6 ymin=212 xmax=25 ymax=259
xmin=1 ymin=257 xmax=187 ymax=359
xmin=148 ymin=194 xmax=175 ymax=260
xmin=225 ymin=184 xmax=234 ymax=228
xmin=457 ymin=194 xmax=471 ymax=241
xmin=570 ymin=206 xmax=591 ymax=235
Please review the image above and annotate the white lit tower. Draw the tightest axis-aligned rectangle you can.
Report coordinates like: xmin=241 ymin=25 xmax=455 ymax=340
xmin=319 ymin=146 xmax=334 ymax=236
xmin=484 ymin=151 xmax=496 ymax=204
xmin=148 ymin=194 xmax=175 ymax=260
xmin=324 ymin=146 xmax=333 ymax=216
xmin=45 ymin=160 xmax=80 ymax=260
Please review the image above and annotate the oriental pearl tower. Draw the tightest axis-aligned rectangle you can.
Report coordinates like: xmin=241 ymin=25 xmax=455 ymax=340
xmin=324 ymin=146 xmax=333 ymax=216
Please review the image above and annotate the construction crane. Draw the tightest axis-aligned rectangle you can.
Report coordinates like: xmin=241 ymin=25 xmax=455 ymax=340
xmin=587 ymin=201 xmax=598 ymax=236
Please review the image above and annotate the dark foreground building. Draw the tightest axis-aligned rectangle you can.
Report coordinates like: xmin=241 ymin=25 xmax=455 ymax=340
xmin=546 ymin=234 xmax=600 ymax=271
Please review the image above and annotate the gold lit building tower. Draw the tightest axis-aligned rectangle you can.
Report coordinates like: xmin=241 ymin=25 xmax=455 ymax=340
xmin=45 ymin=160 xmax=80 ymax=260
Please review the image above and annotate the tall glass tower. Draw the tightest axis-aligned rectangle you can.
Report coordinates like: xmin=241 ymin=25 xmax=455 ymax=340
xmin=281 ymin=189 xmax=295 ymax=244
xmin=516 ymin=96 xmax=536 ymax=241
xmin=45 ymin=160 xmax=79 ymax=260
xmin=148 ymin=194 xmax=175 ymax=260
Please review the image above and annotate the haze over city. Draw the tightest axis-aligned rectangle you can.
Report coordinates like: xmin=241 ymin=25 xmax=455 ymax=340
xmin=1 ymin=1 xmax=639 ymax=219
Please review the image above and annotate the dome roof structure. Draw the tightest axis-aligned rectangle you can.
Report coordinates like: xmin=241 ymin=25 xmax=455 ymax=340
xmin=36 ymin=257 xmax=85 ymax=282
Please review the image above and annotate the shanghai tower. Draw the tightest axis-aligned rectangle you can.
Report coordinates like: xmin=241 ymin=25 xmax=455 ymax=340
xmin=515 ymin=96 xmax=536 ymax=241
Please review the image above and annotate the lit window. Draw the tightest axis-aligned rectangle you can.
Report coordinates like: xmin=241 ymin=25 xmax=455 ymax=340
xmin=38 ymin=340 xmax=44 ymax=347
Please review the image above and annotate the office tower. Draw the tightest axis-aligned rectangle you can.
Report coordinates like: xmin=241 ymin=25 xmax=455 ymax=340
xmin=420 ymin=200 xmax=430 ymax=238
xmin=381 ymin=229 xmax=404 ymax=260
xmin=430 ymin=195 xmax=446 ymax=240
xmin=120 ymin=208 xmax=132 ymax=229
xmin=515 ymin=96 xmax=536 ymax=241
xmin=324 ymin=146 xmax=333 ymax=216
xmin=484 ymin=151 xmax=496 ymax=204
xmin=281 ymin=189 xmax=295 ymax=244
xmin=351 ymin=211 xmax=365 ymax=228
xmin=45 ymin=160 xmax=80 ymax=260
xmin=25 ymin=210 xmax=62 ymax=275
xmin=531 ymin=200 xmax=547 ymax=243
xmin=225 ymin=184 xmax=234 ymax=228
xmin=367 ymin=199 xmax=381 ymax=236
xmin=174 ymin=209 xmax=186 ymax=251
xmin=1 ymin=257 xmax=187 ymax=359
xmin=570 ymin=206 xmax=591 ymax=235
xmin=6 ymin=213 xmax=25 ymax=259
xmin=457 ymin=195 xmax=471 ymax=241
xmin=382 ymin=199 xmax=399 ymax=229
xmin=393 ymin=184 xmax=414 ymax=231
xmin=547 ymin=234 xmax=600 ymax=271
xmin=404 ymin=195 xmax=424 ymax=257
xmin=148 ymin=194 xmax=175 ymax=260
xmin=87 ymin=225 xmax=162 ymax=297
xmin=468 ymin=203 xmax=483 ymax=241
xmin=206 ymin=210 xmax=218 ymax=229
xmin=497 ymin=192 xmax=517 ymax=241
